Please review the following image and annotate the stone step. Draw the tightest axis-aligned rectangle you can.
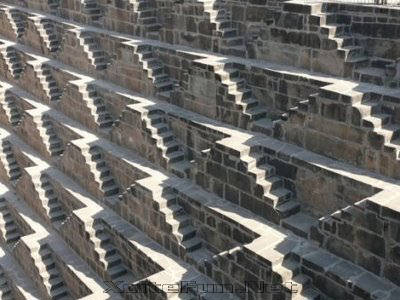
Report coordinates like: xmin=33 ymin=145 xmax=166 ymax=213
xmin=181 ymin=237 xmax=202 ymax=252
xmin=174 ymin=224 xmax=197 ymax=242
xmin=291 ymin=274 xmax=312 ymax=295
xmin=49 ymin=209 xmax=66 ymax=222
xmin=149 ymin=122 xmax=169 ymax=134
xmin=294 ymin=288 xmax=321 ymax=300
xmin=5 ymin=230 xmax=20 ymax=243
xmin=170 ymin=160 xmax=191 ymax=178
xmin=384 ymin=146 xmax=400 ymax=160
xmin=102 ymin=253 xmax=123 ymax=270
xmin=320 ymin=24 xmax=351 ymax=37
xmin=102 ymin=184 xmax=119 ymax=196
xmin=373 ymin=125 xmax=400 ymax=143
xmin=273 ymin=257 xmax=301 ymax=283
xmin=282 ymin=2 xmax=323 ymax=15
xmin=165 ymin=150 xmax=185 ymax=163
xmin=96 ymin=243 xmax=117 ymax=259
xmin=276 ymin=200 xmax=301 ymax=219
xmin=108 ymin=264 xmax=127 ymax=280
xmin=49 ymin=285 xmax=69 ymax=299
xmin=353 ymin=100 xmax=381 ymax=117
xmin=354 ymin=67 xmax=386 ymax=86
xmin=245 ymin=106 xmax=267 ymax=121
xmin=153 ymin=193 xmax=177 ymax=209
xmin=167 ymin=214 xmax=192 ymax=231
xmin=362 ymin=114 xmax=391 ymax=128
xmin=160 ymin=203 xmax=184 ymax=218
xmin=338 ymin=46 xmax=364 ymax=61
xmin=48 ymin=276 xmax=65 ymax=291
xmin=263 ymin=187 xmax=291 ymax=207
xmin=281 ymin=212 xmax=317 ymax=239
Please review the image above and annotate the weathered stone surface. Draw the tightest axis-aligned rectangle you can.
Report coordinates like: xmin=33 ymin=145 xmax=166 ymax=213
xmin=0 ymin=1 xmax=398 ymax=299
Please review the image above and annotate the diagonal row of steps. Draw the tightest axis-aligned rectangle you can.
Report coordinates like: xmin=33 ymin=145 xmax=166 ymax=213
xmin=32 ymin=116 xmax=64 ymax=157
xmin=284 ymin=2 xmax=367 ymax=72
xmin=150 ymin=188 xmax=203 ymax=253
xmin=198 ymin=0 xmax=245 ymax=56
xmin=83 ymin=220 xmax=134 ymax=281
xmin=0 ymin=46 xmax=23 ymax=79
xmin=31 ymin=173 xmax=67 ymax=224
xmin=352 ymin=96 xmax=400 ymax=159
xmin=354 ymin=57 xmax=400 ymax=88
xmin=32 ymin=63 xmax=62 ymax=101
xmin=221 ymin=144 xmax=317 ymax=239
xmin=296 ymin=87 xmax=400 ymax=162
xmin=81 ymin=0 xmax=102 ymax=22
xmin=271 ymin=253 xmax=321 ymax=299
xmin=81 ymin=145 xmax=119 ymax=198
xmin=134 ymin=44 xmax=174 ymax=97
xmin=0 ymin=269 xmax=14 ymax=300
xmin=29 ymin=244 xmax=72 ymax=300
xmin=0 ymin=91 xmax=21 ymax=127
xmin=140 ymin=107 xmax=191 ymax=178
xmin=75 ymin=31 xmax=108 ymax=70
xmin=77 ymin=83 xmax=113 ymax=129
xmin=215 ymin=65 xmax=269 ymax=129
xmin=32 ymin=17 xmax=60 ymax=53
xmin=1 ymin=8 xmax=25 ymax=39
xmin=133 ymin=0 xmax=161 ymax=38
xmin=0 ymin=140 xmax=21 ymax=182
xmin=0 ymin=198 xmax=21 ymax=246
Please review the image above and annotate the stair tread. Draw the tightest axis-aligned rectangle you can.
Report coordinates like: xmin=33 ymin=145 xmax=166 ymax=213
xmin=265 ymin=187 xmax=291 ymax=199
xmin=181 ymin=237 xmax=202 ymax=247
xmin=294 ymin=288 xmax=320 ymax=300
xmin=282 ymin=212 xmax=317 ymax=238
xmin=356 ymin=67 xmax=386 ymax=76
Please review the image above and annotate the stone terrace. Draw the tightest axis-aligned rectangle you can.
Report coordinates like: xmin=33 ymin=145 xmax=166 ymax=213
xmin=0 ymin=0 xmax=399 ymax=300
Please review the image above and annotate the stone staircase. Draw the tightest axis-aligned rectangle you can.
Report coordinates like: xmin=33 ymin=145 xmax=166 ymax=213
xmin=134 ymin=0 xmax=161 ymax=38
xmin=236 ymin=147 xmax=317 ymax=239
xmin=82 ymin=145 xmax=119 ymax=198
xmin=84 ymin=220 xmax=132 ymax=281
xmin=352 ymin=94 xmax=400 ymax=160
xmin=1 ymin=92 xmax=21 ymax=126
xmin=285 ymin=2 xmax=400 ymax=87
xmin=32 ymin=116 xmax=64 ymax=157
xmin=198 ymin=0 xmax=245 ymax=56
xmin=32 ymin=63 xmax=62 ymax=101
xmin=29 ymin=244 xmax=72 ymax=299
xmin=154 ymin=189 xmax=203 ymax=254
xmin=215 ymin=64 xmax=268 ymax=129
xmin=244 ymin=151 xmax=299 ymax=214
xmin=354 ymin=57 xmax=400 ymax=88
xmin=76 ymin=31 xmax=108 ymax=70
xmin=81 ymin=0 xmax=102 ymax=22
xmin=308 ymin=3 xmax=368 ymax=75
xmin=0 ymin=270 xmax=14 ymax=299
xmin=33 ymin=18 xmax=59 ymax=52
xmin=294 ymin=86 xmax=400 ymax=162
xmin=140 ymin=107 xmax=190 ymax=178
xmin=134 ymin=44 xmax=174 ymax=97
xmin=0 ymin=46 xmax=23 ymax=79
xmin=272 ymin=253 xmax=321 ymax=300
xmin=0 ymin=140 xmax=21 ymax=182
xmin=2 ymin=8 xmax=25 ymax=39
xmin=0 ymin=199 xmax=21 ymax=245
xmin=77 ymin=83 xmax=113 ymax=129
xmin=32 ymin=174 xmax=67 ymax=224
xmin=281 ymin=2 xmax=367 ymax=77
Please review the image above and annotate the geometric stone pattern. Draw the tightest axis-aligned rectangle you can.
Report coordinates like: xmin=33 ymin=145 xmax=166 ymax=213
xmin=0 ymin=0 xmax=398 ymax=299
